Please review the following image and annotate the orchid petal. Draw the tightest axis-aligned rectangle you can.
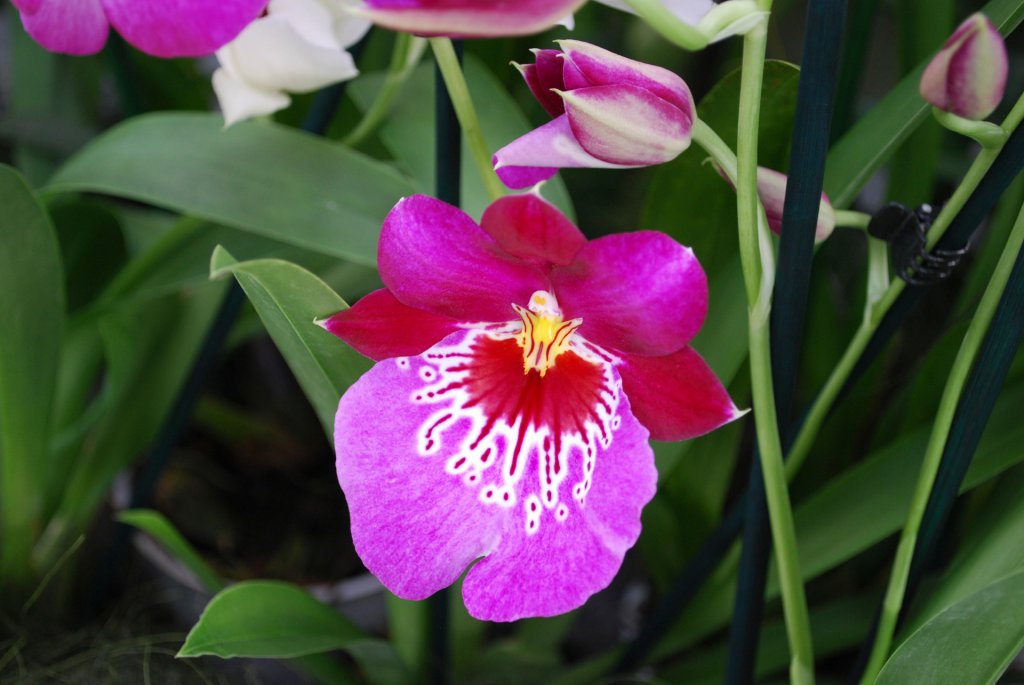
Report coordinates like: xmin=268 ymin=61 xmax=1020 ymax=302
xmin=559 ymin=84 xmax=692 ymax=166
xmin=480 ymin=194 xmax=586 ymax=267
xmin=462 ymin=389 xmax=655 ymax=620
xmin=212 ymin=68 xmax=293 ymax=127
xmin=11 ymin=0 xmax=43 ymax=14
xmin=492 ymin=115 xmax=628 ymax=190
xmin=353 ymin=0 xmax=588 ymax=38
xmin=17 ymin=0 xmax=109 ymax=56
xmin=101 ymin=0 xmax=269 ymax=58
xmin=552 ymin=231 xmax=707 ymax=356
xmin=519 ymin=49 xmax=566 ymax=118
xmin=618 ymin=347 xmax=742 ymax=441
xmin=320 ymin=289 xmax=462 ymax=361
xmin=336 ymin=349 xmax=506 ymax=600
xmin=558 ymin=39 xmax=694 ymax=111
xmin=378 ymin=195 xmax=550 ymax=322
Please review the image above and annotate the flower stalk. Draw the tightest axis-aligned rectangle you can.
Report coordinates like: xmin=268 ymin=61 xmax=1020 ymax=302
xmin=733 ymin=8 xmax=816 ymax=684
xmin=344 ymin=34 xmax=427 ymax=147
xmin=429 ymin=38 xmax=505 ymax=201
xmin=858 ymin=182 xmax=1024 ymax=685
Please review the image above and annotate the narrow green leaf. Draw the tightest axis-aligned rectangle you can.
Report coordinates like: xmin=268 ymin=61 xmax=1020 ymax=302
xmin=117 ymin=508 xmax=224 ymax=593
xmin=0 ymin=164 xmax=65 ymax=588
xmin=38 ymin=284 xmax=225 ymax=565
xmin=179 ymin=580 xmax=363 ymax=658
xmin=44 ymin=112 xmax=418 ymax=266
xmin=210 ymin=247 xmax=371 ymax=433
xmin=876 ymin=569 xmax=1024 ymax=685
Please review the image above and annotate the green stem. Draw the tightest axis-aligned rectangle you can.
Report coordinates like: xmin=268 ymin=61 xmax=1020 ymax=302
xmin=835 ymin=209 xmax=871 ymax=230
xmin=621 ymin=0 xmax=709 ymax=50
xmin=343 ymin=35 xmax=426 ymax=148
xmin=735 ymin=13 xmax=816 ymax=685
xmin=428 ymin=38 xmax=505 ymax=202
xmin=783 ymin=85 xmax=1024 ymax=481
xmin=858 ymin=187 xmax=1024 ymax=685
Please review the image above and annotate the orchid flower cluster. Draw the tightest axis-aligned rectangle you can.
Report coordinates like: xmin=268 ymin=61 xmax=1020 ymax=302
xmin=11 ymin=1 xmax=1024 ymax=683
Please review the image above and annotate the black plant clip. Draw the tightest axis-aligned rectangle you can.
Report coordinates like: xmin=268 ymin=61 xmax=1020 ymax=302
xmin=867 ymin=202 xmax=968 ymax=286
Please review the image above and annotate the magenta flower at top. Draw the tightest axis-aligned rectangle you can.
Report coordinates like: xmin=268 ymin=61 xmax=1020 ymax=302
xmin=323 ymin=193 xmax=741 ymax=621
xmin=12 ymin=0 xmax=269 ymax=57
xmin=493 ymin=41 xmax=696 ymax=189
xmin=350 ymin=0 xmax=588 ymax=38
xmin=920 ymin=12 xmax=1008 ymax=120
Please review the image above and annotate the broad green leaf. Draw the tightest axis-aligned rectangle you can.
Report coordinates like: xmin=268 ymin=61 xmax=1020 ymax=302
xmin=876 ymin=568 xmax=1024 ymax=685
xmin=44 ymin=112 xmax=417 ymax=266
xmin=823 ymin=0 xmax=1024 ymax=207
xmin=0 ymin=165 xmax=65 ymax=587
xmin=117 ymin=508 xmax=224 ymax=593
xmin=179 ymin=580 xmax=363 ymax=658
xmin=345 ymin=639 xmax=413 ymax=685
xmin=210 ymin=248 xmax=371 ymax=433
xmin=49 ymin=198 xmax=126 ymax=313
xmin=348 ymin=56 xmax=574 ymax=220
xmin=903 ymin=467 xmax=1024 ymax=637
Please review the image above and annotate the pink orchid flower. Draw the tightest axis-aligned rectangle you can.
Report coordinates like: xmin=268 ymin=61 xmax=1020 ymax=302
xmin=11 ymin=0 xmax=269 ymax=57
xmin=350 ymin=0 xmax=588 ymax=38
xmin=492 ymin=40 xmax=696 ymax=190
xmin=920 ymin=12 xmax=1008 ymax=121
xmin=323 ymin=193 xmax=740 ymax=621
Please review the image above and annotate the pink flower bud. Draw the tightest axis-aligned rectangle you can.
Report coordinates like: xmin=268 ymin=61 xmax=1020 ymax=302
xmin=920 ymin=13 xmax=1008 ymax=120
xmin=755 ymin=167 xmax=835 ymax=243
xmin=494 ymin=41 xmax=696 ymax=189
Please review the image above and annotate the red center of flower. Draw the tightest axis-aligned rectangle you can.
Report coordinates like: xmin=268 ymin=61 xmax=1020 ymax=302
xmin=406 ymin=318 xmax=621 ymax=534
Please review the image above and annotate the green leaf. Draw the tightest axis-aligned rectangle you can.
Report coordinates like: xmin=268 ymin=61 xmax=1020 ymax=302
xmin=652 ymin=381 xmax=1024 ymax=659
xmin=348 ymin=56 xmax=574 ymax=220
xmin=38 ymin=284 xmax=225 ymax=565
xmin=179 ymin=580 xmax=364 ymax=658
xmin=117 ymin=508 xmax=224 ymax=593
xmin=823 ymin=0 xmax=1024 ymax=208
xmin=210 ymin=248 xmax=372 ymax=433
xmin=876 ymin=568 xmax=1024 ymax=685
xmin=44 ymin=112 xmax=418 ymax=266
xmin=0 ymin=165 xmax=65 ymax=588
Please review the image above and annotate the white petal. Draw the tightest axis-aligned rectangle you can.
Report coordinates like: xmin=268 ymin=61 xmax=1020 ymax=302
xmin=220 ymin=18 xmax=359 ymax=93
xmin=213 ymin=68 xmax=291 ymax=126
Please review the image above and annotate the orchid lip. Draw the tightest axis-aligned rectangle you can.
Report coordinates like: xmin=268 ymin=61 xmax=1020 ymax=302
xmin=513 ymin=290 xmax=583 ymax=377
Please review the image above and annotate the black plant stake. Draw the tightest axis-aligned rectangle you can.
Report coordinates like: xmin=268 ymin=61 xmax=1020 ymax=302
xmin=726 ymin=1 xmax=847 ymax=682
xmin=867 ymin=202 xmax=967 ymax=285
xmin=427 ymin=38 xmax=463 ymax=685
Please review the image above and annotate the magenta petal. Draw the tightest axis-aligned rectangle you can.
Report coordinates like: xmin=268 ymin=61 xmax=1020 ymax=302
xmin=462 ymin=391 xmax=655 ymax=621
xmin=492 ymin=115 xmax=628 ymax=190
xmin=561 ymin=84 xmax=692 ymax=166
xmin=18 ymin=0 xmax=109 ymax=56
xmin=101 ymin=0 xmax=269 ymax=57
xmin=378 ymin=195 xmax=550 ymax=322
xmin=11 ymin=0 xmax=43 ymax=13
xmin=552 ymin=231 xmax=707 ymax=356
xmin=336 ymin=349 xmax=506 ymax=600
xmin=559 ymin=39 xmax=694 ymax=112
xmin=357 ymin=0 xmax=587 ymax=37
xmin=521 ymin=49 xmax=566 ymax=117
xmin=480 ymin=194 xmax=586 ymax=267
xmin=320 ymin=289 xmax=462 ymax=361
xmin=618 ymin=347 xmax=741 ymax=441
